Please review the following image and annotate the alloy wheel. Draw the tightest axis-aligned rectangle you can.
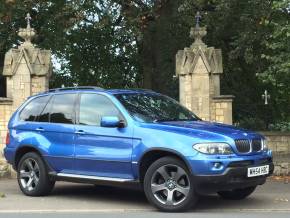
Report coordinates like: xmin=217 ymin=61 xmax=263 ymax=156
xmin=150 ymin=164 xmax=190 ymax=206
xmin=19 ymin=158 xmax=40 ymax=191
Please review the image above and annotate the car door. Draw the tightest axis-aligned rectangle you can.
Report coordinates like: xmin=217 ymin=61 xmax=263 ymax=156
xmin=74 ymin=93 xmax=134 ymax=179
xmin=36 ymin=93 xmax=77 ymax=174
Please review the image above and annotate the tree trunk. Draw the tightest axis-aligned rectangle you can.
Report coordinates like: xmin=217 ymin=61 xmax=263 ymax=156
xmin=140 ymin=0 xmax=182 ymax=96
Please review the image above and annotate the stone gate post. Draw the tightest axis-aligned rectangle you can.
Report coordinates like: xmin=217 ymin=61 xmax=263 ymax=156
xmin=3 ymin=13 xmax=52 ymax=111
xmin=0 ymin=14 xmax=52 ymax=178
xmin=176 ymin=17 xmax=234 ymax=124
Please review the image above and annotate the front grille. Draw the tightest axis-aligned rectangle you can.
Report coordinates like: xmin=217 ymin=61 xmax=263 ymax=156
xmin=235 ymin=139 xmax=250 ymax=153
xmin=228 ymin=160 xmax=254 ymax=167
xmin=235 ymin=138 xmax=263 ymax=153
xmin=252 ymin=139 xmax=262 ymax=151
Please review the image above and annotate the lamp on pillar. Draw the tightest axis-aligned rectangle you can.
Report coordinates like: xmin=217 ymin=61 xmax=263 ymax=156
xmin=176 ymin=11 xmax=234 ymax=124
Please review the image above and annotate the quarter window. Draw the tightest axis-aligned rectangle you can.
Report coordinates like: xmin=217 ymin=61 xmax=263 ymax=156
xmin=79 ymin=94 xmax=121 ymax=126
xmin=19 ymin=96 xmax=50 ymax=122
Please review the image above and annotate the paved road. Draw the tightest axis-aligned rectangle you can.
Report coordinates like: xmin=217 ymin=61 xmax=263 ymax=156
xmin=0 ymin=179 xmax=289 ymax=217
xmin=0 ymin=212 xmax=290 ymax=218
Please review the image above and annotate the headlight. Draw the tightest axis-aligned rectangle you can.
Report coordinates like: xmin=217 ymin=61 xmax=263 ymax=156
xmin=262 ymin=139 xmax=268 ymax=151
xmin=193 ymin=143 xmax=233 ymax=155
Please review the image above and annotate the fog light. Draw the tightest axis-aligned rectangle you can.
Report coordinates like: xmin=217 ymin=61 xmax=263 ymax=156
xmin=213 ymin=162 xmax=222 ymax=169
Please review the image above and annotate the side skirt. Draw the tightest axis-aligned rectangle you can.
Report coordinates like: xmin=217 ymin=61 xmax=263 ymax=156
xmin=49 ymin=172 xmax=142 ymax=190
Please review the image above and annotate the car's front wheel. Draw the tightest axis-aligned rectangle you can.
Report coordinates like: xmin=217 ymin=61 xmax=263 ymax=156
xmin=17 ymin=152 xmax=55 ymax=196
xmin=217 ymin=186 xmax=256 ymax=200
xmin=144 ymin=156 xmax=198 ymax=212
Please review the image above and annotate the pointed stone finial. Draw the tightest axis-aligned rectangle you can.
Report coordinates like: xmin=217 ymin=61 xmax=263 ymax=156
xmin=25 ymin=13 xmax=32 ymax=29
xmin=18 ymin=13 xmax=36 ymax=47
xmin=195 ymin=11 xmax=202 ymax=28
xmin=190 ymin=11 xmax=207 ymax=47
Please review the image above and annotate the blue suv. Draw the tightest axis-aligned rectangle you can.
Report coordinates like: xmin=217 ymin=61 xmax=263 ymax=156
xmin=4 ymin=87 xmax=274 ymax=212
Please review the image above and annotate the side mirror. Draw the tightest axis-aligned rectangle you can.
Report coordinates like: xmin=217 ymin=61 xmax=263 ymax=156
xmin=100 ymin=116 xmax=125 ymax=128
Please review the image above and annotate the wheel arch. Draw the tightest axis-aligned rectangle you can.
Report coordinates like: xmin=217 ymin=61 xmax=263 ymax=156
xmin=138 ymin=148 xmax=192 ymax=183
xmin=14 ymin=145 xmax=46 ymax=170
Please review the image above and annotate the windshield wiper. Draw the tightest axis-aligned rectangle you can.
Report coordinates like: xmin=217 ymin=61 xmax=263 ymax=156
xmin=153 ymin=119 xmax=179 ymax=123
xmin=153 ymin=118 xmax=201 ymax=123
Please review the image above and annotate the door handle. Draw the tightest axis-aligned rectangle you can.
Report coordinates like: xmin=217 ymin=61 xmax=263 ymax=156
xmin=36 ymin=127 xmax=44 ymax=132
xmin=75 ymin=130 xmax=85 ymax=134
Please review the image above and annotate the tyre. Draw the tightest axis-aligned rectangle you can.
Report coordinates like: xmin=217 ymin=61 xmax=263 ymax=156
xmin=143 ymin=156 xmax=198 ymax=212
xmin=17 ymin=152 xmax=55 ymax=196
xmin=217 ymin=186 xmax=256 ymax=200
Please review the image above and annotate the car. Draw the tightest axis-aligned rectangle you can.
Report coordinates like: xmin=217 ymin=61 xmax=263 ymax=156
xmin=4 ymin=86 xmax=274 ymax=212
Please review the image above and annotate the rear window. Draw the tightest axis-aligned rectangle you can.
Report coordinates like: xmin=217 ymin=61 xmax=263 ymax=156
xmin=19 ymin=96 xmax=50 ymax=122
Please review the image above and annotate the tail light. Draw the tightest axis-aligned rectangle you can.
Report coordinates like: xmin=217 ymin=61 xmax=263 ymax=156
xmin=5 ymin=131 xmax=10 ymax=145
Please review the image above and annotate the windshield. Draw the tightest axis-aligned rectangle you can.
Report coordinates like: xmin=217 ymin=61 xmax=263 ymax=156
xmin=114 ymin=93 xmax=200 ymax=123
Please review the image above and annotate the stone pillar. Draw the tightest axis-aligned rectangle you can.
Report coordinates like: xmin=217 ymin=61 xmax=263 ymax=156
xmin=2 ymin=13 xmax=52 ymax=111
xmin=176 ymin=20 xmax=234 ymax=124
xmin=0 ymin=14 xmax=52 ymax=178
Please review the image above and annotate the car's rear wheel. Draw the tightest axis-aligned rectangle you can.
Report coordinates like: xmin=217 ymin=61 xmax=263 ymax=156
xmin=143 ymin=156 xmax=197 ymax=212
xmin=217 ymin=186 xmax=256 ymax=200
xmin=17 ymin=152 xmax=55 ymax=196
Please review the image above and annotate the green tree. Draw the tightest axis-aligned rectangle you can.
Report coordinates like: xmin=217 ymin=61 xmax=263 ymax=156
xmin=0 ymin=0 xmax=141 ymax=89
xmin=179 ymin=0 xmax=290 ymax=129
xmin=52 ymin=1 xmax=141 ymax=89
xmin=259 ymin=0 xmax=290 ymax=126
xmin=0 ymin=0 xmax=289 ymax=130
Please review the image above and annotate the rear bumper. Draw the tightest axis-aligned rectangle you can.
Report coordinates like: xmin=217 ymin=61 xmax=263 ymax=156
xmin=3 ymin=147 xmax=15 ymax=165
xmin=193 ymin=162 xmax=274 ymax=194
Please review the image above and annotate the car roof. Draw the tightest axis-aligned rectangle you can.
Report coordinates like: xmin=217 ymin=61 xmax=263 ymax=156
xmin=32 ymin=87 xmax=157 ymax=98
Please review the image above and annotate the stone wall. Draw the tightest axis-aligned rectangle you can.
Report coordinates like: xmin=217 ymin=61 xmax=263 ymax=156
xmin=0 ymin=98 xmax=12 ymax=178
xmin=211 ymin=97 xmax=233 ymax=124
xmin=0 ymin=99 xmax=12 ymax=147
xmin=32 ymin=76 xmax=49 ymax=96
xmin=263 ymin=132 xmax=290 ymax=154
xmin=261 ymin=132 xmax=290 ymax=176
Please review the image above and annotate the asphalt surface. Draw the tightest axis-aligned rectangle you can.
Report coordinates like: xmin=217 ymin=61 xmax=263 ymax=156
xmin=0 ymin=179 xmax=289 ymax=217
xmin=0 ymin=212 xmax=290 ymax=218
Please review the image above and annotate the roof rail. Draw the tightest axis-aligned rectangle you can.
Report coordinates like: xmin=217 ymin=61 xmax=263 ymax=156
xmin=46 ymin=86 xmax=104 ymax=93
xmin=126 ymin=88 xmax=155 ymax=92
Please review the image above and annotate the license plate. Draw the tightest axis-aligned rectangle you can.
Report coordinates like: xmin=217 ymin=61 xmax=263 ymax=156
xmin=247 ymin=165 xmax=269 ymax=177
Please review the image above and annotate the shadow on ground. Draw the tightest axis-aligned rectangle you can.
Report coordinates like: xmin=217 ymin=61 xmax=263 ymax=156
xmin=51 ymin=183 xmax=148 ymax=206
xmin=50 ymin=183 xmax=269 ymax=211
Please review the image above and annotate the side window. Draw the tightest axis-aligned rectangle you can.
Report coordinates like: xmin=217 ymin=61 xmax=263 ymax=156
xmin=38 ymin=97 xmax=52 ymax=123
xmin=19 ymin=96 xmax=50 ymax=122
xmin=79 ymin=94 xmax=122 ymax=126
xmin=38 ymin=94 xmax=76 ymax=124
xmin=50 ymin=94 xmax=76 ymax=124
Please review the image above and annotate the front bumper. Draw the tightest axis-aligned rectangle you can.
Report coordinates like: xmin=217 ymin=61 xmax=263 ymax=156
xmin=193 ymin=161 xmax=274 ymax=194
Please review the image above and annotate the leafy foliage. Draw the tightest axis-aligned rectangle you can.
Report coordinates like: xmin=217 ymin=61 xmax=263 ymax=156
xmin=0 ymin=0 xmax=289 ymax=130
xmin=179 ymin=0 xmax=290 ymax=130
